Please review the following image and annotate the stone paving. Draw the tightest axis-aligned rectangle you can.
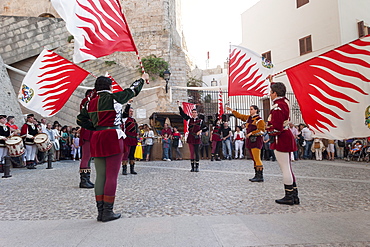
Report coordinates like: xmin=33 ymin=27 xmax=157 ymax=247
xmin=1 ymin=158 xmax=369 ymax=222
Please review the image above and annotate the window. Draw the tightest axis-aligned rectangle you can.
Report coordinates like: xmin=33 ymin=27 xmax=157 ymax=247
xmin=358 ymin=21 xmax=365 ymax=38
xmin=297 ymin=0 xmax=309 ymax=8
xmin=262 ymin=51 xmax=272 ymax=62
xmin=299 ymin=35 xmax=312 ymax=56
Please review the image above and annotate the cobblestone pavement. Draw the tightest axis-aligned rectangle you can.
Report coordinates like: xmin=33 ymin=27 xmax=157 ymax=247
xmin=1 ymin=158 xmax=370 ymax=246
xmin=1 ymin=158 xmax=369 ymax=221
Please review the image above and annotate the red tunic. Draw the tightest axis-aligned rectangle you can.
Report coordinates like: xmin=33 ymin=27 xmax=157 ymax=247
xmin=211 ymin=125 xmax=222 ymax=142
xmin=267 ymin=97 xmax=297 ymax=152
xmin=179 ymin=106 xmax=205 ymax=145
xmin=122 ymin=117 xmax=138 ymax=146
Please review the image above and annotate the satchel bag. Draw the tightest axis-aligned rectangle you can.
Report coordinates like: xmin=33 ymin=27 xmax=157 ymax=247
xmin=249 ymin=136 xmax=257 ymax=143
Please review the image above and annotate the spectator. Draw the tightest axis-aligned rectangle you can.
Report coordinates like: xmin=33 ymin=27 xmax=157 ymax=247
xmin=72 ymin=132 xmax=81 ymax=161
xmin=60 ymin=126 xmax=70 ymax=160
xmin=221 ymin=122 xmax=232 ymax=160
xmin=327 ymin=139 xmax=335 ymax=161
xmin=335 ymin=139 xmax=345 ymax=159
xmin=143 ymin=125 xmax=155 ymax=161
xmin=289 ymin=122 xmax=299 ymax=161
xmin=172 ymin=126 xmax=182 ymax=160
xmin=162 ymin=133 xmax=171 ymax=161
xmin=161 ymin=123 xmax=173 ymax=160
xmin=52 ymin=124 xmax=61 ymax=161
xmin=296 ymin=124 xmax=305 ymax=160
xmin=233 ymin=126 xmax=245 ymax=159
xmin=200 ymin=130 xmax=210 ymax=159
xmin=302 ymin=125 xmax=314 ymax=159
xmin=311 ymin=138 xmax=325 ymax=161
xmin=45 ymin=123 xmax=56 ymax=162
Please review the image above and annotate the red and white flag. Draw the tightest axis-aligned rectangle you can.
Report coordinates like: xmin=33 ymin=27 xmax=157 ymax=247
xmin=286 ymin=36 xmax=370 ymax=139
xmin=51 ymin=0 xmax=137 ymax=63
xmin=228 ymin=45 xmax=274 ymax=96
xmin=105 ymin=72 xmax=123 ymax=92
xmin=18 ymin=49 xmax=89 ymax=117
xmin=182 ymin=102 xmax=196 ymax=134
xmin=218 ymin=89 xmax=224 ymax=118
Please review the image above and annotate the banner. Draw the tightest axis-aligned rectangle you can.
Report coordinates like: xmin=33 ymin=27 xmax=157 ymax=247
xmin=228 ymin=45 xmax=273 ymax=96
xmin=51 ymin=0 xmax=137 ymax=63
xmin=18 ymin=49 xmax=89 ymax=117
xmin=286 ymin=36 xmax=370 ymax=139
xmin=182 ymin=102 xmax=196 ymax=134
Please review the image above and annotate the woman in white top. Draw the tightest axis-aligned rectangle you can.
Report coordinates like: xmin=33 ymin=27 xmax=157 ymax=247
xmin=233 ymin=126 xmax=245 ymax=159
xmin=143 ymin=124 xmax=155 ymax=161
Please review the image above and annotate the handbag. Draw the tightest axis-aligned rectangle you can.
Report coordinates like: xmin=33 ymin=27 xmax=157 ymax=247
xmin=249 ymin=136 xmax=257 ymax=143
xmin=178 ymin=139 xmax=183 ymax=148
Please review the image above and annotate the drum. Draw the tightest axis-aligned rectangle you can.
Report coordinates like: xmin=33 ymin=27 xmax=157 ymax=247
xmin=34 ymin=133 xmax=52 ymax=152
xmin=5 ymin=136 xmax=25 ymax=157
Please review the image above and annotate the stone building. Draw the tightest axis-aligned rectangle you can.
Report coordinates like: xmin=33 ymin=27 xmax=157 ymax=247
xmin=0 ymin=0 xmax=191 ymax=127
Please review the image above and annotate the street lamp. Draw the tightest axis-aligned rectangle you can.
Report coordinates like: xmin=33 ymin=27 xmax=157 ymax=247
xmin=163 ymin=69 xmax=171 ymax=93
xmin=211 ymin=78 xmax=217 ymax=87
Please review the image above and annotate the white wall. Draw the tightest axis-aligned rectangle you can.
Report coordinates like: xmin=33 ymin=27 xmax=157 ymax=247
xmin=241 ymin=0 xmax=341 ymax=75
xmin=338 ymin=0 xmax=370 ymax=43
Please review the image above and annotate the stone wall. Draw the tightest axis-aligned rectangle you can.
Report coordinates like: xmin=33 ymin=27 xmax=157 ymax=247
xmin=0 ymin=0 xmax=191 ymax=127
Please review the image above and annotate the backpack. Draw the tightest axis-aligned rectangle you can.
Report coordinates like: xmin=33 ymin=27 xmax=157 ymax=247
xmin=337 ymin=140 xmax=345 ymax=147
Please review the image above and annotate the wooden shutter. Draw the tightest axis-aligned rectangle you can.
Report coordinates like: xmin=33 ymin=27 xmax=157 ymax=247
xmin=358 ymin=21 xmax=365 ymax=38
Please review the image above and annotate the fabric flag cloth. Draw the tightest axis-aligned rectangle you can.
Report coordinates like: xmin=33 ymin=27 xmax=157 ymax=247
xmin=228 ymin=45 xmax=274 ymax=97
xmin=182 ymin=102 xmax=196 ymax=134
xmin=105 ymin=72 xmax=123 ymax=92
xmin=286 ymin=35 xmax=370 ymax=139
xmin=18 ymin=49 xmax=89 ymax=117
xmin=51 ymin=0 xmax=137 ymax=63
xmin=218 ymin=89 xmax=224 ymax=119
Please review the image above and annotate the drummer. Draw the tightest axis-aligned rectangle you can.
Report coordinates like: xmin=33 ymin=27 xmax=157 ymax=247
xmin=20 ymin=114 xmax=40 ymax=169
xmin=0 ymin=115 xmax=11 ymax=170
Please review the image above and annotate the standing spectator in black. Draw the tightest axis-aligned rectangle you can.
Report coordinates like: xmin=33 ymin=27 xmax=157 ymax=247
xmin=221 ymin=122 xmax=233 ymax=160
xmin=335 ymin=139 xmax=345 ymax=159
xmin=200 ymin=130 xmax=210 ymax=159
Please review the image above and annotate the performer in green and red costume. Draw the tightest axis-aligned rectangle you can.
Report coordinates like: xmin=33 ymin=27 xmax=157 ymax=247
xmin=77 ymin=73 xmax=148 ymax=222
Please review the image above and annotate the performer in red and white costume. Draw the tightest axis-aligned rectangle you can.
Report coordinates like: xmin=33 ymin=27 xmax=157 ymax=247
xmin=21 ymin=114 xmax=40 ymax=169
xmin=78 ymin=89 xmax=95 ymax=189
xmin=121 ymin=99 xmax=139 ymax=175
xmin=266 ymin=82 xmax=299 ymax=205
xmin=0 ymin=115 xmax=10 ymax=171
xmin=178 ymin=102 xmax=206 ymax=172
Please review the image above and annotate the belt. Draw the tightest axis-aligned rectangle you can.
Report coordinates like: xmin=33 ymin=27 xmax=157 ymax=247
xmin=95 ymin=126 xmax=120 ymax=131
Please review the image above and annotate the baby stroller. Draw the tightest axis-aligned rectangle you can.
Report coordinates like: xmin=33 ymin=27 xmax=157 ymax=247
xmin=363 ymin=145 xmax=370 ymax=162
xmin=346 ymin=139 xmax=364 ymax=161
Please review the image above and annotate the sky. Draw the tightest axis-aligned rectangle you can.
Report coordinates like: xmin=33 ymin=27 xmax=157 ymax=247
xmin=181 ymin=0 xmax=261 ymax=70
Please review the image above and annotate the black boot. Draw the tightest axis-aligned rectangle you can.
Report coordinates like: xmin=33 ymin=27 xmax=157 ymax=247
xmin=122 ymin=160 xmax=127 ymax=175
xmin=190 ymin=160 xmax=195 ymax=172
xmin=250 ymin=169 xmax=264 ymax=182
xmin=26 ymin=160 xmax=36 ymax=169
xmin=86 ymin=172 xmax=94 ymax=187
xmin=96 ymin=201 xmax=104 ymax=221
xmin=79 ymin=173 xmax=94 ymax=188
xmin=195 ymin=162 xmax=199 ymax=172
xmin=275 ymin=184 xmax=294 ymax=205
xmin=249 ymin=168 xmax=257 ymax=181
xmin=102 ymin=199 xmax=121 ymax=222
xmin=293 ymin=182 xmax=300 ymax=205
xmin=130 ymin=160 xmax=137 ymax=175
xmin=211 ymin=154 xmax=214 ymax=161
xmin=215 ymin=154 xmax=221 ymax=161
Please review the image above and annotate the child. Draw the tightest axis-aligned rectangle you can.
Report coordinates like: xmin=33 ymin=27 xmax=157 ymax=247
xmin=350 ymin=141 xmax=362 ymax=154
xmin=311 ymin=138 xmax=325 ymax=161
xmin=134 ymin=137 xmax=143 ymax=161
xmin=162 ymin=133 xmax=171 ymax=161
xmin=233 ymin=126 xmax=245 ymax=159
xmin=72 ymin=133 xmax=81 ymax=161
